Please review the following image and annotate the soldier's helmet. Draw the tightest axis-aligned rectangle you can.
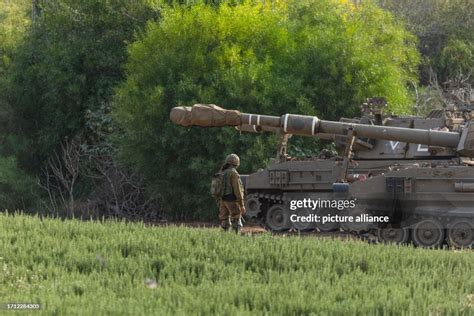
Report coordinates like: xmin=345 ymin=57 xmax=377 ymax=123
xmin=225 ymin=154 xmax=240 ymax=167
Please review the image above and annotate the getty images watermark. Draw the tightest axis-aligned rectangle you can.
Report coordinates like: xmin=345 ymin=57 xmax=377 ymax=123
xmin=289 ymin=198 xmax=390 ymax=224
xmin=290 ymin=198 xmax=356 ymax=211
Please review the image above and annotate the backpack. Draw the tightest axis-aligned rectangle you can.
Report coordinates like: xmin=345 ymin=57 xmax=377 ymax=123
xmin=211 ymin=169 xmax=226 ymax=200
xmin=212 ymin=166 xmax=235 ymax=199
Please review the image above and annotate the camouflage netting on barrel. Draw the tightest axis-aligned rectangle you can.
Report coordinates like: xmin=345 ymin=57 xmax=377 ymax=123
xmin=170 ymin=104 xmax=241 ymax=127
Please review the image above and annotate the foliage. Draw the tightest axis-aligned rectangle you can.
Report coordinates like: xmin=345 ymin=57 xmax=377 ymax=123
xmin=2 ymin=0 xmax=161 ymax=173
xmin=114 ymin=0 xmax=419 ymax=218
xmin=1 ymin=0 xmax=36 ymax=209
xmin=0 ymin=157 xmax=39 ymax=210
xmin=378 ymin=0 xmax=474 ymax=84
xmin=0 ymin=0 xmax=30 ymax=67
xmin=1 ymin=214 xmax=473 ymax=314
xmin=0 ymin=0 xmax=31 ymax=156
xmin=439 ymin=39 xmax=474 ymax=81
xmin=412 ymin=85 xmax=445 ymax=116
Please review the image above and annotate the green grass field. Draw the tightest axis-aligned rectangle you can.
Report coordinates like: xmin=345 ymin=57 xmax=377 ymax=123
xmin=1 ymin=213 xmax=473 ymax=315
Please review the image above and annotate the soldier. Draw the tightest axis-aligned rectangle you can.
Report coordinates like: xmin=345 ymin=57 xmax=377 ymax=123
xmin=218 ymin=154 xmax=246 ymax=233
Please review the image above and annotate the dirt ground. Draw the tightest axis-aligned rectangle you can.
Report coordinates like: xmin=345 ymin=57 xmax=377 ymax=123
xmin=147 ymin=220 xmax=372 ymax=241
xmin=149 ymin=220 xmax=267 ymax=234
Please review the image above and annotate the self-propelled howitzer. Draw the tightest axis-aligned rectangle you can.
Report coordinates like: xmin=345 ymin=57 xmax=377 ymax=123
xmin=170 ymin=104 xmax=474 ymax=248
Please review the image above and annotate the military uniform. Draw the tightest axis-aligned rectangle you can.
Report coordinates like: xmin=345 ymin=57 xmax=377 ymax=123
xmin=218 ymin=154 xmax=245 ymax=232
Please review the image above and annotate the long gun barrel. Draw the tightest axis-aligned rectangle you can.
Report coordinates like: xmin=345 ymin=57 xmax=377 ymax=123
xmin=170 ymin=104 xmax=474 ymax=157
xmin=237 ymin=124 xmax=337 ymax=142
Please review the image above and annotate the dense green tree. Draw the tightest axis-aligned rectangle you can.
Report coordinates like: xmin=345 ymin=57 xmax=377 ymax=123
xmin=0 ymin=0 xmax=31 ymax=155
xmin=378 ymin=0 xmax=474 ymax=84
xmin=439 ymin=39 xmax=474 ymax=81
xmin=114 ymin=0 xmax=419 ymax=219
xmin=0 ymin=0 xmax=236 ymax=212
xmin=0 ymin=156 xmax=39 ymax=210
xmin=0 ymin=1 xmax=41 ymax=209
xmin=0 ymin=0 xmax=30 ymax=67
xmin=3 ymin=0 xmax=161 ymax=173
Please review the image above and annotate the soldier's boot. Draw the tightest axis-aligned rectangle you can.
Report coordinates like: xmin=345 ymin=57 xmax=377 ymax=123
xmin=221 ymin=218 xmax=232 ymax=232
xmin=231 ymin=218 xmax=243 ymax=234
